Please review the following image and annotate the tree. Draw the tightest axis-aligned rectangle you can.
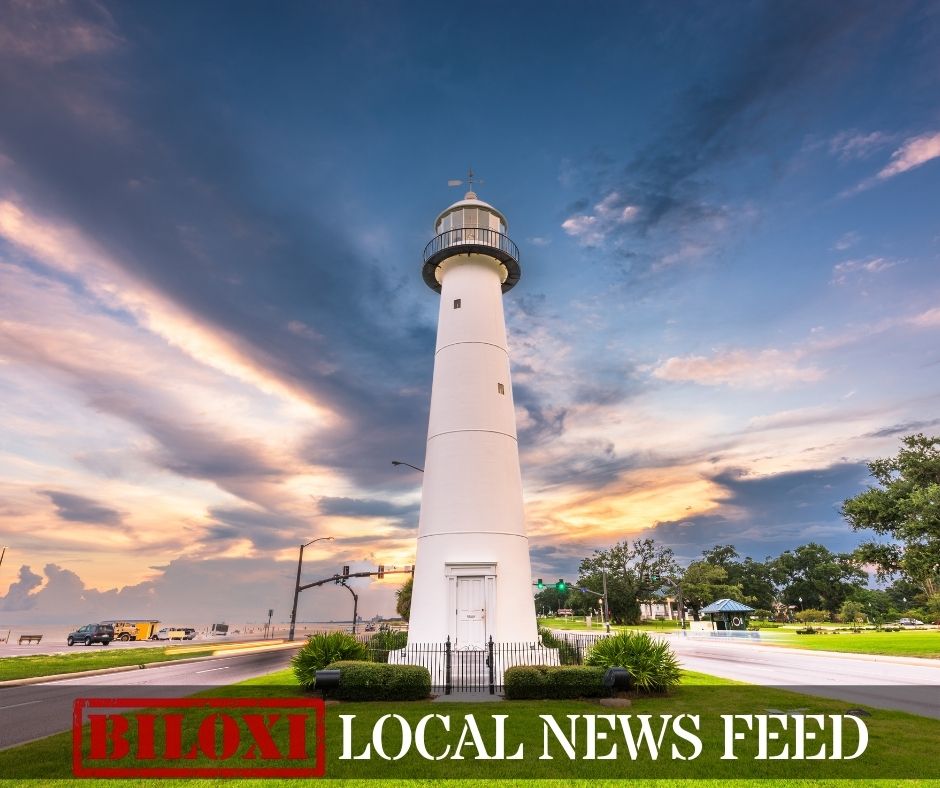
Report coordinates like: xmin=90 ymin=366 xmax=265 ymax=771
xmin=395 ymin=576 xmax=412 ymax=621
xmin=769 ymin=542 xmax=865 ymax=613
xmin=839 ymin=600 xmax=864 ymax=626
xmin=699 ymin=545 xmax=776 ymax=610
xmin=578 ymin=539 xmax=678 ymax=624
xmin=841 ymin=434 xmax=940 ymax=596
xmin=534 ymin=586 xmax=568 ymax=615
xmin=680 ymin=562 xmax=743 ymax=619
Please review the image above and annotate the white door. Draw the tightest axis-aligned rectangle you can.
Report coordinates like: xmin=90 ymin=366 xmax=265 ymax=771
xmin=455 ymin=577 xmax=486 ymax=646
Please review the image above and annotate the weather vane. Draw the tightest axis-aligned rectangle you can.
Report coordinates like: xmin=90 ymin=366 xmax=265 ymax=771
xmin=448 ymin=167 xmax=483 ymax=197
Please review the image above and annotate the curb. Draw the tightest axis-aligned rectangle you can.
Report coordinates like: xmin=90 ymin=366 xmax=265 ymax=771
xmin=0 ymin=641 xmax=304 ymax=688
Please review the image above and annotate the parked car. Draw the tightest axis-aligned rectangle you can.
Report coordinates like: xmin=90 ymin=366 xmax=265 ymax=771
xmin=67 ymin=623 xmax=114 ymax=646
xmin=898 ymin=617 xmax=925 ymax=627
xmin=155 ymin=627 xmax=186 ymax=640
xmin=182 ymin=628 xmax=197 ymax=640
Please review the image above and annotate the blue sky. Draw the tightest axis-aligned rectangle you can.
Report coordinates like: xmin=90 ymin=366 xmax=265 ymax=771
xmin=0 ymin=0 xmax=938 ymax=624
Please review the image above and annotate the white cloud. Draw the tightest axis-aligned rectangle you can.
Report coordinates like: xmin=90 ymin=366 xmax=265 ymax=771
xmin=832 ymin=231 xmax=860 ymax=251
xmin=829 ymin=130 xmax=891 ymax=161
xmin=651 ymin=348 xmax=824 ymax=388
xmin=561 ymin=192 xmax=639 ymax=246
xmin=876 ymin=131 xmax=940 ymax=180
xmin=908 ymin=307 xmax=940 ymax=328
xmin=831 ymin=257 xmax=897 ymax=285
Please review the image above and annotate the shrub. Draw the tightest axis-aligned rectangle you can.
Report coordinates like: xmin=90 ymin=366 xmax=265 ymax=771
xmin=584 ymin=631 xmax=681 ymax=693
xmin=794 ymin=608 xmax=831 ymax=623
xmin=323 ymin=660 xmax=431 ymax=701
xmin=504 ymin=665 xmax=606 ymax=700
xmin=539 ymin=627 xmax=581 ymax=665
xmin=367 ymin=630 xmax=408 ymax=663
xmin=292 ymin=631 xmax=368 ymax=688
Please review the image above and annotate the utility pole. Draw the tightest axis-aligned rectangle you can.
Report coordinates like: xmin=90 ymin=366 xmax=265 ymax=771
xmin=602 ymin=569 xmax=610 ymax=631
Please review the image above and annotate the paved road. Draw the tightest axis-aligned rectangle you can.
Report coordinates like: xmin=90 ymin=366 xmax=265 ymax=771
xmin=0 ymin=647 xmax=299 ymax=751
xmin=551 ymin=629 xmax=940 ymax=718
xmin=0 ymin=635 xmax=270 ymax=659
xmin=667 ymin=634 xmax=940 ymax=718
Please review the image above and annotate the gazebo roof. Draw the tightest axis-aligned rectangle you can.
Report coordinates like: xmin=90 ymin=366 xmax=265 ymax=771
xmin=700 ymin=598 xmax=755 ymax=614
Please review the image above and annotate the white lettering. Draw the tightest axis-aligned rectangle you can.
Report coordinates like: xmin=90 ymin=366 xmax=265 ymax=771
xmin=372 ymin=714 xmax=411 ymax=761
xmin=670 ymin=714 xmax=703 ymax=760
xmin=721 ymin=714 xmax=752 ymax=760
xmin=539 ymin=714 xmax=579 ymax=760
xmin=414 ymin=714 xmax=451 ymax=761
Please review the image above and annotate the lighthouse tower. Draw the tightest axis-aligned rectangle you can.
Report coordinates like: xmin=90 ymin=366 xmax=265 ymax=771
xmin=407 ymin=185 xmax=538 ymax=646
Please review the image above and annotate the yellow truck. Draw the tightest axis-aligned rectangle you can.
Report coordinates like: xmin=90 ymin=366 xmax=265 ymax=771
xmin=102 ymin=620 xmax=161 ymax=641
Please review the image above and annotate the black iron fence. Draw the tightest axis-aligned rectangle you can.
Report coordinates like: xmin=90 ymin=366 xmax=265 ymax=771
xmin=314 ymin=630 xmax=613 ymax=694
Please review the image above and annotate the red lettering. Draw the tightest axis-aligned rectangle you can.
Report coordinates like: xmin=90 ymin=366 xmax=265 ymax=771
xmin=88 ymin=714 xmax=130 ymax=760
xmin=242 ymin=714 xmax=284 ymax=759
xmin=134 ymin=714 xmax=156 ymax=760
xmin=287 ymin=713 xmax=309 ymax=760
xmin=161 ymin=714 xmax=186 ymax=759
xmin=197 ymin=713 xmax=240 ymax=760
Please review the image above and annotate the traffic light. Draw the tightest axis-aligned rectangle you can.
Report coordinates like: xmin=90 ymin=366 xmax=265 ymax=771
xmin=342 ymin=565 xmax=350 ymax=576
xmin=555 ymin=579 xmax=567 ymax=592
xmin=377 ymin=565 xmax=385 ymax=579
xmin=537 ymin=578 xmax=544 ymax=589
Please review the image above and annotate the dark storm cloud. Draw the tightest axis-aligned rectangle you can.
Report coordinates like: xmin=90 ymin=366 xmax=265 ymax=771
xmin=201 ymin=506 xmax=310 ymax=550
xmin=645 ymin=462 xmax=872 ymax=563
xmin=318 ymin=496 xmax=419 ymax=520
xmin=514 ymin=383 xmax=567 ymax=447
xmin=38 ymin=489 xmax=123 ymax=525
xmin=863 ymin=418 xmax=940 ymax=439
xmin=0 ymin=0 xmax=436 ymax=492
xmin=571 ymin=2 xmax=907 ymax=244
xmin=0 ymin=325 xmax=287 ymax=504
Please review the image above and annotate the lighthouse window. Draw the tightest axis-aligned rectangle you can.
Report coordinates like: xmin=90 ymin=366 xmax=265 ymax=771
xmin=497 ymin=382 xmax=505 ymax=395
xmin=463 ymin=208 xmax=477 ymax=228
xmin=453 ymin=299 xmax=461 ymax=309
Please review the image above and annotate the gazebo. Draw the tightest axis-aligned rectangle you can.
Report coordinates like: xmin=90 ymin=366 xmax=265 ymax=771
xmin=699 ymin=598 xmax=754 ymax=631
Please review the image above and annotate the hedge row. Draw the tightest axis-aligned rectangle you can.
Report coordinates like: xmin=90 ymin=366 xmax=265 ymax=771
xmin=323 ymin=660 xmax=431 ymax=701
xmin=504 ymin=665 xmax=607 ymax=700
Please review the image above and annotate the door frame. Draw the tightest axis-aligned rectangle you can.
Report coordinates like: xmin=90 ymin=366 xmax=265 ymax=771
xmin=445 ymin=563 xmax=497 ymax=647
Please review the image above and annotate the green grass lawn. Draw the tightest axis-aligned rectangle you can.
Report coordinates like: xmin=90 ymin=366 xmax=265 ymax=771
xmin=0 ymin=645 xmax=216 ymax=681
xmin=759 ymin=628 xmax=940 ymax=658
xmin=541 ymin=616 xmax=681 ymax=632
xmin=2 ymin=667 xmax=937 ymax=784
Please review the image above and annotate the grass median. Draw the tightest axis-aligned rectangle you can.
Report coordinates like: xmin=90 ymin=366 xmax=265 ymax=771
xmin=757 ymin=629 xmax=940 ymax=658
xmin=0 ymin=645 xmax=217 ymax=681
xmin=2 ymin=667 xmax=938 ymax=784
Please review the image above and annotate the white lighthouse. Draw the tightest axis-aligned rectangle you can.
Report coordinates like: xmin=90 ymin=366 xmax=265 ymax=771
xmin=407 ymin=184 xmax=538 ymax=646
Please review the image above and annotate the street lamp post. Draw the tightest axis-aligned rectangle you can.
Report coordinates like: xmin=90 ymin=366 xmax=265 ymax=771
xmin=288 ymin=536 xmax=334 ymax=641
xmin=391 ymin=460 xmax=424 ymax=473
xmin=798 ymin=596 xmax=804 ymax=612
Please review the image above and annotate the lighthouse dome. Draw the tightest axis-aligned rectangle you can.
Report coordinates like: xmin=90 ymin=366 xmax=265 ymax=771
xmin=435 ymin=195 xmax=509 ymax=236
xmin=423 ymin=192 xmax=520 ymax=294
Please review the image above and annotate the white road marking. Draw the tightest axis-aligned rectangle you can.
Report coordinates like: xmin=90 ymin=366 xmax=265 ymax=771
xmin=193 ymin=666 xmax=230 ymax=673
xmin=0 ymin=700 xmax=43 ymax=710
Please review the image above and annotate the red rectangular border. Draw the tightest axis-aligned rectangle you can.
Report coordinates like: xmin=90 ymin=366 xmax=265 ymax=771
xmin=72 ymin=697 xmax=325 ymax=778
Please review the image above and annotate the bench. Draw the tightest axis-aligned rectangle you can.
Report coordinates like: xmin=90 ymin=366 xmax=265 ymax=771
xmin=18 ymin=634 xmax=42 ymax=645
